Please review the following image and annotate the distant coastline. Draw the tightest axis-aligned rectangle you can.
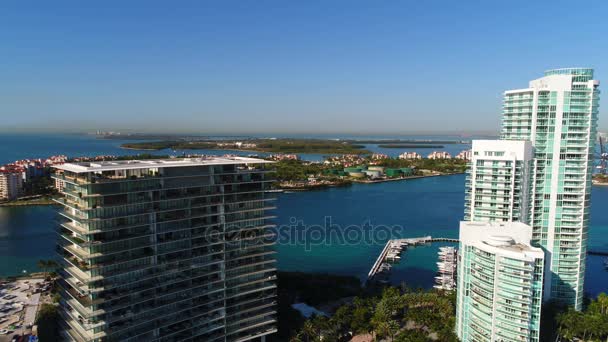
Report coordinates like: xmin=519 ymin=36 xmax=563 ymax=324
xmin=119 ymin=138 xmax=373 ymax=155
xmin=277 ymin=172 xmax=463 ymax=191
xmin=0 ymin=197 xmax=56 ymax=207
xmin=377 ymin=144 xmax=444 ymax=148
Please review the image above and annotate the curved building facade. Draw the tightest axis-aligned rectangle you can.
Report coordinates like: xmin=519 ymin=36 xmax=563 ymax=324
xmin=456 ymin=221 xmax=544 ymax=342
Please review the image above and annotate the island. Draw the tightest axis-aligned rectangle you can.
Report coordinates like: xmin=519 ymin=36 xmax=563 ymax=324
xmin=270 ymin=154 xmax=468 ymax=190
xmin=120 ymin=138 xmax=372 ymax=154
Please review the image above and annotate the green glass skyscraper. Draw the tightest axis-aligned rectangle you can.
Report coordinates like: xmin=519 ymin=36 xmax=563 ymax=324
xmin=458 ymin=69 xmax=599 ymax=341
xmin=501 ymin=68 xmax=599 ymax=309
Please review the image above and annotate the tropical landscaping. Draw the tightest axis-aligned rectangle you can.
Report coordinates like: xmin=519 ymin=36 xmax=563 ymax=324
xmin=556 ymin=293 xmax=608 ymax=341
xmin=288 ymin=286 xmax=458 ymax=342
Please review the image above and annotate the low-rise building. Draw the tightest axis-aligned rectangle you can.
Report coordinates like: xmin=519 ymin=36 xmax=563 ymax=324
xmin=427 ymin=151 xmax=452 ymax=159
xmin=455 ymin=150 xmax=472 ymax=161
xmin=371 ymin=153 xmax=389 ymax=160
xmin=398 ymin=152 xmax=422 ymax=160
xmin=267 ymin=154 xmax=299 ymax=161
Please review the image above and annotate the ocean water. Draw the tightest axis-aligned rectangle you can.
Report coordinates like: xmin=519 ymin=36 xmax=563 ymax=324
xmin=2 ymin=175 xmax=606 ymax=297
xmin=0 ymin=206 xmax=57 ymax=276
xmin=0 ymin=133 xmax=473 ymax=165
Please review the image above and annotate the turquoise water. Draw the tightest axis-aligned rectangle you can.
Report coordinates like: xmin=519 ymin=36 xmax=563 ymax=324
xmin=0 ymin=174 xmax=606 ymax=296
xmin=0 ymin=206 xmax=57 ymax=276
xmin=0 ymin=133 xmax=605 ymax=296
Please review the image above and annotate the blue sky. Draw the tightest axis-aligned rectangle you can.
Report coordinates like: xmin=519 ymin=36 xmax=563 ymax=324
xmin=1 ymin=0 xmax=607 ymax=134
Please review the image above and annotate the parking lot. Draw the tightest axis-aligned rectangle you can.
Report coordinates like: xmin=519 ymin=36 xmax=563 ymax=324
xmin=0 ymin=278 xmax=51 ymax=342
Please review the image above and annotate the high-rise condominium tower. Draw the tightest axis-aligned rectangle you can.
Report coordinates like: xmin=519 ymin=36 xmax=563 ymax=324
xmin=501 ymin=68 xmax=599 ymax=309
xmin=52 ymin=157 xmax=277 ymax=342
xmin=465 ymin=140 xmax=533 ymax=223
xmin=456 ymin=221 xmax=544 ymax=342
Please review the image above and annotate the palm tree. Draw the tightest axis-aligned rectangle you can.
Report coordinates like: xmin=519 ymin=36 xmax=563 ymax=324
xmin=37 ymin=259 xmax=58 ymax=279
xmin=386 ymin=319 xmax=400 ymax=341
xmin=311 ymin=315 xmax=329 ymax=341
xmin=301 ymin=320 xmax=316 ymax=342
xmin=37 ymin=260 xmax=49 ymax=278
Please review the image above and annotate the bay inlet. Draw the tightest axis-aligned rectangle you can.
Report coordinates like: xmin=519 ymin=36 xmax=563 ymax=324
xmin=2 ymin=174 xmax=607 ymax=296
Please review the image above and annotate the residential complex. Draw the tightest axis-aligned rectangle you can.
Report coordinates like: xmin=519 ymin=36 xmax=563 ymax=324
xmin=0 ymin=155 xmax=67 ymax=200
xmin=427 ymin=151 xmax=452 ymax=159
xmin=464 ymin=140 xmax=533 ymax=223
xmin=0 ymin=171 xmax=23 ymax=200
xmin=398 ymin=152 xmax=422 ymax=160
xmin=501 ymin=68 xmax=599 ymax=309
xmin=52 ymin=157 xmax=277 ymax=342
xmin=457 ymin=68 xmax=599 ymax=340
xmin=455 ymin=150 xmax=472 ymax=161
xmin=456 ymin=221 xmax=544 ymax=342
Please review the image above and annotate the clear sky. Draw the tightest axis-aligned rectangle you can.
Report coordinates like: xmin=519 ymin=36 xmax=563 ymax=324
xmin=1 ymin=0 xmax=607 ymax=135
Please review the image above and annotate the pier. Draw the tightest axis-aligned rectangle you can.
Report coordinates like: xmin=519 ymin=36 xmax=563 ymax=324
xmin=367 ymin=236 xmax=459 ymax=282
xmin=367 ymin=238 xmax=607 ymax=284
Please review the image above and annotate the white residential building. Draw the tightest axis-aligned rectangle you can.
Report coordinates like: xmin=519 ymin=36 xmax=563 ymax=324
xmin=465 ymin=140 xmax=533 ymax=223
xmin=398 ymin=152 xmax=422 ymax=160
xmin=427 ymin=151 xmax=452 ymax=159
xmin=0 ymin=172 xmax=23 ymax=200
xmin=456 ymin=221 xmax=544 ymax=342
xmin=455 ymin=150 xmax=472 ymax=160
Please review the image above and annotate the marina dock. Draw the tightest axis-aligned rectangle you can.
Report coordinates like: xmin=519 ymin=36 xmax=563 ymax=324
xmin=367 ymin=236 xmax=459 ymax=283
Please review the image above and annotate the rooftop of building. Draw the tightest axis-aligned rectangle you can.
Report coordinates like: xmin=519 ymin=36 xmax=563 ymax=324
xmin=483 ymin=235 xmax=536 ymax=252
xmin=53 ymin=156 xmax=273 ymax=173
xmin=544 ymin=67 xmax=593 ymax=77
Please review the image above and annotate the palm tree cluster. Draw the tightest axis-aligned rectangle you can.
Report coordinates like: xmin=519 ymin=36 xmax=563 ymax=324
xmin=290 ymin=287 xmax=458 ymax=342
xmin=37 ymin=259 xmax=58 ymax=279
xmin=557 ymin=293 xmax=608 ymax=341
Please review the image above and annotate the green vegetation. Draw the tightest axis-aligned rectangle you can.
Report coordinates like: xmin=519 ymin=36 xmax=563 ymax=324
xmin=36 ymin=303 xmax=60 ymax=342
xmin=24 ymin=173 xmax=55 ymax=196
xmin=121 ymin=140 xmax=208 ymax=150
xmin=290 ymin=287 xmax=458 ymax=342
xmin=254 ymin=139 xmax=368 ymax=154
xmin=121 ymin=139 xmax=371 ymax=154
xmin=556 ymin=293 xmax=608 ymax=341
xmin=0 ymin=196 xmax=55 ymax=207
xmin=376 ymin=157 xmax=468 ymax=174
xmin=273 ymin=160 xmax=327 ymax=181
xmin=344 ymin=139 xmax=467 ymax=144
xmin=113 ymin=153 xmax=171 ymax=160
xmin=37 ymin=259 xmax=58 ymax=279
xmin=593 ymin=174 xmax=608 ymax=184
xmin=270 ymin=272 xmax=364 ymax=342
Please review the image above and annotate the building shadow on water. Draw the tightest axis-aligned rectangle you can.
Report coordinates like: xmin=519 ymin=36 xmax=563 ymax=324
xmin=389 ymin=266 xmax=437 ymax=289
